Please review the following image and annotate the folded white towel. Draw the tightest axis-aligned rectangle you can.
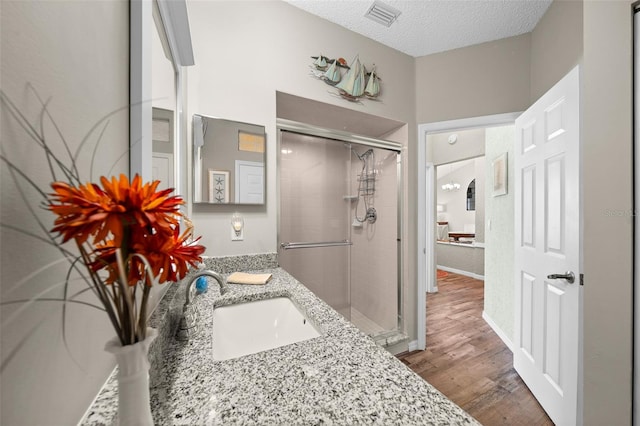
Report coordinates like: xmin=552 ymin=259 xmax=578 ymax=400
xmin=227 ymin=272 xmax=272 ymax=285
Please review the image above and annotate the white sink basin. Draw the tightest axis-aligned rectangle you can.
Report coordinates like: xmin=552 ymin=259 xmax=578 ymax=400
xmin=211 ymin=297 xmax=320 ymax=361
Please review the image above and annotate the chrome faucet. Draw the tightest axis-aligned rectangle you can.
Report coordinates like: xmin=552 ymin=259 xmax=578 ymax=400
xmin=176 ymin=270 xmax=227 ymax=341
xmin=185 ymin=270 xmax=227 ymax=303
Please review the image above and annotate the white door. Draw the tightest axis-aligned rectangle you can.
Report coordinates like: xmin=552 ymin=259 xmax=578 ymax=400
xmin=235 ymin=160 xmax=264 ymax=204
xmin=514 ymin=65 xmax=580 ymax=426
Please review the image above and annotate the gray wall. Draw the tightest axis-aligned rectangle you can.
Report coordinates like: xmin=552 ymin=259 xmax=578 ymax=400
xmin=483 ymin=125 xmax=515 ymax=341
xmin=436 ymin=243 xmax=485 ymax=277
xmin=0 ymin=1 xmax=129 ymax=425
xmin=530 ymin=0 xmax=583 ymax=102
xmin=428 ymin=128 xmax=486 ymax=166
xmin=416 ymin=34 xmax=531 ymax=123
xmin=583 ymin=1 xmax=633 ymax=424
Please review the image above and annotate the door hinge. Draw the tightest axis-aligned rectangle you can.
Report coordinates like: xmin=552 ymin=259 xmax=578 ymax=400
xmin=580 ymin=273 xmax=584 ymax=286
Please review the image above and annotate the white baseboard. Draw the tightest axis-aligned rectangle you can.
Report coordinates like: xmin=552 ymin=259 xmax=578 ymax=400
xmin=408 ymin=340 xmax=420 ymax=352
xmin=437 ymin=265 xmax=485 ymax=281
xmin=482 ymin=311 xmax=514 ymax=352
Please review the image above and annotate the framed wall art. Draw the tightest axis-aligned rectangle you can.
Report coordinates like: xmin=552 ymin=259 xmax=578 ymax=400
xmin=208 ymin=169 xmax=229 ymax=203
xmin=492 ymin=152 xmax=508 ymax=197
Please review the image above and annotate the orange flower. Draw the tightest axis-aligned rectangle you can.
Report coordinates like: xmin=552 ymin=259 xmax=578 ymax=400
xmin=48 ymin=174 xmax=183 ymax=246
xmin=91 ymin=227 xmax=205 ymax=286
xmin=129 ymin=228 xmax=205 ymax=284
xmin=48 ymin=181 xmax=119 ymax=244
xmin=49 ymin=173 xmax=205 ymax=299
xmin=100 ymin=174 xmax=183 ymax=238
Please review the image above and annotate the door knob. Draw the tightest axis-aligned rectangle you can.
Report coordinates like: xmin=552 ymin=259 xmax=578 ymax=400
xmin=547 ymin=271 xmax=575 ymax=284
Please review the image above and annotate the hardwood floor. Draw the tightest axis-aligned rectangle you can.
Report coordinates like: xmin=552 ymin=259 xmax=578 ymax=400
xmin=397 ymin=272 xmax=554 ymax=426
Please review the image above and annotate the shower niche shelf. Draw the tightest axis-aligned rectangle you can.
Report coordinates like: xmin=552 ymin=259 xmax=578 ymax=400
xmin=343 ymin=195 xmax=359 ymax=201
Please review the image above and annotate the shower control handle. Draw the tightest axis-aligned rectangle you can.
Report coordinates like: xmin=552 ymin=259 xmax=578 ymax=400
xmin=547 ymin=271 xmax=575 ymax=284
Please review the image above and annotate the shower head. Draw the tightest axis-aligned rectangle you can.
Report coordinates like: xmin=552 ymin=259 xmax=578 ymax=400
xmin=352 ymin=148 xmax=374 ymax=161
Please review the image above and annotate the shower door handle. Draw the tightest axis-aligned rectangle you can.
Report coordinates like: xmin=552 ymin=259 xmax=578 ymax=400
xmin=280 ymin=240 xmax=352 ymax=250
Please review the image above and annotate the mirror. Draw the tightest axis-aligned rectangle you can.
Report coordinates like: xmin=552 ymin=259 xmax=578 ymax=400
xmin=466 ymin=179 xmax=476 ymax=211
xmin=193 ymin=114 xmax=266 ymax=205
xmin=151 ymin=7 xmax=176 ymax=191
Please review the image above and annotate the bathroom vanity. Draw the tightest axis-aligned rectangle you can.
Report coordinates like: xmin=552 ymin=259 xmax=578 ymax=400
xmin=82 ymin=254 xmax=477 ymax=425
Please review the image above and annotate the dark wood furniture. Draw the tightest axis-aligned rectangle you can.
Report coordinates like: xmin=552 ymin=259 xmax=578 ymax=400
xmin=448 ymin=232 xmax=475 ymax=242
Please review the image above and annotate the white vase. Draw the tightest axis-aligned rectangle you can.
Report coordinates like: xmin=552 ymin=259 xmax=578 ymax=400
xmin=105 ymin=328 xmax=158 ymax=426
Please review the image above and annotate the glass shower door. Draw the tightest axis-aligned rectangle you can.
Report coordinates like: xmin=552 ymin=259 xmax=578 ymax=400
xmin=278 ymin=131 xmax=351 ymax=319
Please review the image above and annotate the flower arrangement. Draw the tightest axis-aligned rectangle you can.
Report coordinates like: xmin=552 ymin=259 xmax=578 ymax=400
xmin=1 ymin=88 xmax=205 ymax=352
xmin=47 ymin=174 xmax=205 ymax=345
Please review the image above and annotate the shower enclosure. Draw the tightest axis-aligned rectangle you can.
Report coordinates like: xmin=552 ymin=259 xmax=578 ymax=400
xmin=277 ymin=121 xmax=403 ymax=341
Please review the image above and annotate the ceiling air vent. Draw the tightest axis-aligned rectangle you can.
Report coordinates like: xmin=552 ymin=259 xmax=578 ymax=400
xmin=364 ymin=1 xmax=401 ymax=27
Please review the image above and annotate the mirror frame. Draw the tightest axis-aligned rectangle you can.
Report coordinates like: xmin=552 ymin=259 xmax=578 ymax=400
xmin=130 ymin=0 xmax=194 ymax=200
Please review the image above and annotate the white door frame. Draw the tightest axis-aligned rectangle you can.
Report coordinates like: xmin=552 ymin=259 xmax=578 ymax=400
xmin=416 ymin=112 xmax=520 ymax=350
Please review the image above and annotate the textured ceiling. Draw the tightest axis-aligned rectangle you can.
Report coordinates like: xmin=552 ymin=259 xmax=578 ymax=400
xmin=284 ymin=0 xmax=552 ymax=57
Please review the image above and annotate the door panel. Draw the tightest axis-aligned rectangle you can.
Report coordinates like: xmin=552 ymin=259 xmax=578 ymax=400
xmin=152 ymin=153 xmax=173 ymax=190
xmin=522 ymin=166 xmax=536 ymax=247
xmin=544 ymin=281 xmax=564 ymax=391
xmin=520 ymin=272 xmax=535 ymax=360
xmin=514 ymin=66 xmax=580 ymax=426
xmin=545 ymin=154 xmax=565 ymax=254
xmin=278 ymin=131 xmax=351 ymax=318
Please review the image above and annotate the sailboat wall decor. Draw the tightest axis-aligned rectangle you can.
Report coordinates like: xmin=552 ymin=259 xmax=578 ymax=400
xmin=309 ymin=54 xmax=382 ymax=102
xmin=323 ymin=60 xmax=342 ymax=85
xmin=364 ymin=67 xmax=381 ymax=98
xmin=310 ymin=55 xmax=349 ymax=85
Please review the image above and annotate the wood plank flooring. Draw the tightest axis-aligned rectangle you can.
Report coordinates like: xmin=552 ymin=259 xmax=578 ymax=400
xmin=397 ymin=272 xmax=554 ymax=426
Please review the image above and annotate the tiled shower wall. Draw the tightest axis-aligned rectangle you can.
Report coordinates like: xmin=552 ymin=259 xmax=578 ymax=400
xmin=349 ymin=146 xmax=398 ymax=332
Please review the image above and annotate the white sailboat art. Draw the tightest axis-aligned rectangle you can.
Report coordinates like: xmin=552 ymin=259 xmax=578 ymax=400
xmin=310 ymin=55 xmax=349 ymax=86
xmin=309 ymin=54 xmax=382 ymax=102
xmin=323 ymin=60 xmax=342 ymax=85
xmin=312 ymin=54 xmax=328 ymax=71
xmin=335 ymin=55 xmax=366 ymax=101
xmin=364 ymin=67 xmax=381 ymax=99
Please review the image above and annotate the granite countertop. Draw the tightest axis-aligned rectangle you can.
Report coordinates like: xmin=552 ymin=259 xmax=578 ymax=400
xmin=83 ymin=254 xmax=478 ymax=425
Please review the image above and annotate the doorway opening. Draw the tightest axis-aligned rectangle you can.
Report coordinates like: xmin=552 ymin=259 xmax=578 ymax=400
xmin=417 ymin=112 xmax=520 ymax=349
xmin=427 ymin=123 xmax=516 ymax=351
